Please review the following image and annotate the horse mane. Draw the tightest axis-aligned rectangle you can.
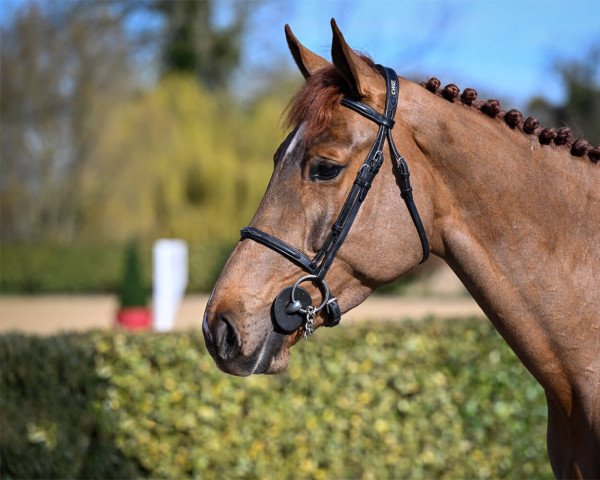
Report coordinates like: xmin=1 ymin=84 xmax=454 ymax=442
xmin=283 ymin=61 xmax=600 ymax=164
xmin=422 ymin=78 xmax=600 ymax=164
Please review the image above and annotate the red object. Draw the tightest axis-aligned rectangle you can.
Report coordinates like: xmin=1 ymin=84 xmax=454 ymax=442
xmin=116 ymin=307 xmax=152 ymax=330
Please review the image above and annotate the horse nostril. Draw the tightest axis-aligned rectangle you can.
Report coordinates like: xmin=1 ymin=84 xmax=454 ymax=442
xmin=214 ymin=314 xmax=240 ymax=360
xmin=225 ymin=321 xmax=237 ymax=346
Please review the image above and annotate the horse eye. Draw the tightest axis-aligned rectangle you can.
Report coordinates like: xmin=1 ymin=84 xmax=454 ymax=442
xmin=311 ymin=161 xmax=343 ymax=181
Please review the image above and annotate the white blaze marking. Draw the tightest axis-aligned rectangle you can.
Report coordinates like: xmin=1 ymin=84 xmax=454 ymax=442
xmin=283 ymin=122 xmax=306 ymax=160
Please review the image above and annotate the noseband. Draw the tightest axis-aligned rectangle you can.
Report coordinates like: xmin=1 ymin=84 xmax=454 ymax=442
xmin=240 ymin=65 xmax=429 ymax=337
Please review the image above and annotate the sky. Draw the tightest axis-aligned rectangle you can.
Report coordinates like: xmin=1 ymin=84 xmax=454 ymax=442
xmin=240 ymin=0 xmax=600 ymax=109
xmin=2 ymin=0 xmax=599 ymax=110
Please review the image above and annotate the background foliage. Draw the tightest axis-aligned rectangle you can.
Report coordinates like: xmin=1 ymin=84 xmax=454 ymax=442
xmin=1 ymin=318 xmax=552 ymax=479
xmin=1 ymin=1 xmax=598 ymax=295
xmin=0 ymin=1 xmax=290 ymax=247
xmin=80 ymin=74 xmax=284 ymax=244
xmin=0 ymin=242 xmax=232 ymax=294
xmin=118 ymin=241 xmax=148 ymax=308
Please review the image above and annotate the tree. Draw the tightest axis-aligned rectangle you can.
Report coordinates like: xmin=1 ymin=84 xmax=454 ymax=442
xmin=0 ymin=0 xmax=285 ymax=246
xmin=528 ymin=47 xmax=600 ymax=145
xmin=151 ymin=0 xmax=250 ymax=90
xmin=0 ymin=2 xmax=138 ymax=243
xmin=79 ymin=75 xmax=280 ymax=244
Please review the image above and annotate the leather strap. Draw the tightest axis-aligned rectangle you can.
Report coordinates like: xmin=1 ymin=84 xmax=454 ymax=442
xmin=340 ymin=99 xmax=395 ymax=128
xmin=240 ymin=227 xmax=317 ymax=275
xmin=388 ymin=136 xmax=430 ymax=264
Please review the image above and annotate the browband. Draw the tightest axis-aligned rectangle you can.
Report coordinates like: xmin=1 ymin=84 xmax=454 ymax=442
xmin=340 ymin=98 xmax=395 ymax=129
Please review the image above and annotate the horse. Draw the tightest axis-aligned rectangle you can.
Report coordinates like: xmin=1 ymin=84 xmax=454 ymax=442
xmin=203 ymin=19 xmax=600 ymax=478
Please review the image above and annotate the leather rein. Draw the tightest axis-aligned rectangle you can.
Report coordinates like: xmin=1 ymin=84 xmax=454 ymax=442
xmin=240 ymin=65 xmax=429 ymax=336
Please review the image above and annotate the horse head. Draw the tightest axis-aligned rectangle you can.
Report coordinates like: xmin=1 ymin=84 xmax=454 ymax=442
xmin=203 ymin=20 xmax=433 ymax=376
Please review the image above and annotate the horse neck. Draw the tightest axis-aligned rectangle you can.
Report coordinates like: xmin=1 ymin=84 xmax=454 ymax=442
xmin=398 ymin=79 xmax=600 ymax=399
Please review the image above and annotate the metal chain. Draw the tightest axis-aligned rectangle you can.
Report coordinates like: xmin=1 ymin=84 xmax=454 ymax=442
xmin=304 ymin=305 xmax=316 ymax=338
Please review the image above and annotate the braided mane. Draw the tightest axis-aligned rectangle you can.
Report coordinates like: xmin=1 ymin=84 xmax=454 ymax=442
xmin=283 ymin=63 xmax=599 ymax=164
xmin=423 ymin=78 xmax=599 ymax=163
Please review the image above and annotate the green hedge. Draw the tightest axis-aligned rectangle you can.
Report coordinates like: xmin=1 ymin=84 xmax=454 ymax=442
xmin=0 ymin=334 xmax=142 ymax=478
xmin=0 ymin=243 xmax=413 ymax=295
xmin=0 ymin=318 xmax=552 ymax=479
xmin=0 ymin=242 xmax=233 ymax=294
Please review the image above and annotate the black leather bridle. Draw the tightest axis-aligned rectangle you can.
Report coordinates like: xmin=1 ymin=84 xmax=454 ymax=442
xmin=240 ymin=65 xmax=429 ymax=337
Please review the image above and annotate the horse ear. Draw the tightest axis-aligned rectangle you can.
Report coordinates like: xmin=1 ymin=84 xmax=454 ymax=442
xmin=330 ymin=18 xmax=380 ymax=98
xmin=285 ymin=24 xmax=329 ymax=79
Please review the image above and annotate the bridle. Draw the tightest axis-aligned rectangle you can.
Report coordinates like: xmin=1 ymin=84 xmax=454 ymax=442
xmin=240 ymin=65 xmax=429 ymax=337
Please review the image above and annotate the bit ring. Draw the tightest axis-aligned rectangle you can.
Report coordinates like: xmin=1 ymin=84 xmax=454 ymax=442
xmin=290 ymin=275 xmax=330 ymax=315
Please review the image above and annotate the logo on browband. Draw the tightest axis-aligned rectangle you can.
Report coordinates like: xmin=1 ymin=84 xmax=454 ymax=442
xmin=390 ymin=80 xmax=397 ymax=95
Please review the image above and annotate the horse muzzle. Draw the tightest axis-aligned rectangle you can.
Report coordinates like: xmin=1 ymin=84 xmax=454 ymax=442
xmin=202 ymin=307 xmax=289 ymax=376
xmin=202 ymin=274 xmax=341 ymax=376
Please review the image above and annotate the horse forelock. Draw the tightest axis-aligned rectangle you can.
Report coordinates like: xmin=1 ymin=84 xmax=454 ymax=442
xmin=423 ymin=78 xmax=600 ymax=164
xmin=283 ymin=54 xmax=376 ymax=143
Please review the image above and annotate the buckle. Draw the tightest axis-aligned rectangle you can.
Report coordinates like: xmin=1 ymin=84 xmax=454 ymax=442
xmin=324 ymin=298 xmax=342 ymax=327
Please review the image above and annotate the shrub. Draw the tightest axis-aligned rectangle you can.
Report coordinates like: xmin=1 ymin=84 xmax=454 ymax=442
xmin=118 ymin=242 xmax=147 ymax=308
xmin=0 ymin=318 xmax=552 ymax=479
xmin=0 ymin=334 xmax=141 ymax=478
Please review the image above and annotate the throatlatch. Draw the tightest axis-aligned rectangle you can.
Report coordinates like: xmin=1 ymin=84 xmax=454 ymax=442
xmin=240 ymin=65 xmax=429 ymax=337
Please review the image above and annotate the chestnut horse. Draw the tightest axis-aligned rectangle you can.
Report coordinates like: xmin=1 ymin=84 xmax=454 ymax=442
xmin=203 ymin=20 xmax=600 ymax=478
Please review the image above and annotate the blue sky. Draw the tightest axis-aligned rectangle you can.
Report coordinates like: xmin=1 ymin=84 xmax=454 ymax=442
xmin=242 ymin=0 xmax=600 ymax=108
xmin=3 ymin=0 xmax=599 ymax=109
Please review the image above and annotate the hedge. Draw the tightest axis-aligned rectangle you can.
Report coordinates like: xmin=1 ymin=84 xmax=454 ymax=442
xmin=0 ymin=242 xmax=233 ymax=294
xmin=0 ymin=318 xmax=552 ymax=479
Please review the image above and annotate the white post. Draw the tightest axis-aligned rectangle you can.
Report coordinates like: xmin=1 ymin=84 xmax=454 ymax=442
xmin=153 ymin=239 xmax=188 ymax=332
